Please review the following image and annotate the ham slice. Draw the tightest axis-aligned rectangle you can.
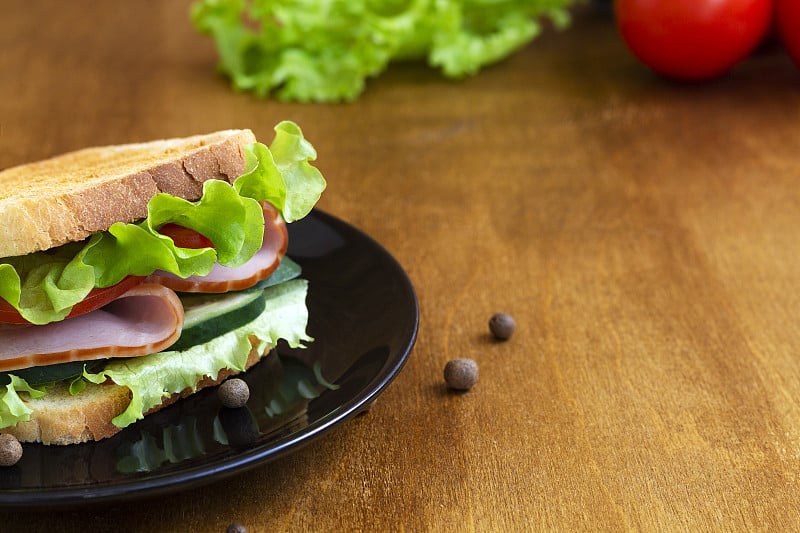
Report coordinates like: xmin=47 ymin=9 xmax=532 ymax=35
xmin=0 ymin=284 xmax=184 ymax=372
xmin=147 ymin=204 xmax=289 ymax=293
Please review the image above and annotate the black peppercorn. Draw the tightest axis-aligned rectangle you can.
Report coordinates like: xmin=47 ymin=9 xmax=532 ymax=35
xmin=489 ymin=312 xmax=516 ymax=340
xmin=0 ymin=433 xmax=22 ymax=466
xmin=444 ymin=358 xmax=479 ymax=390
xmin=219 ymin=378 xmax=250 ymax=408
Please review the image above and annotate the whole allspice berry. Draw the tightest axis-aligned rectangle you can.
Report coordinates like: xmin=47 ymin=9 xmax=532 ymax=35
xmin=489 ymin=312 xmax=516 ymax=340
xmin=444 ymin=358 xmax=479 ymax=391
xmin=0 ymin=433 xmax=22 ymax=467
xmin=219 ymin=378 xmax=250 ymax=408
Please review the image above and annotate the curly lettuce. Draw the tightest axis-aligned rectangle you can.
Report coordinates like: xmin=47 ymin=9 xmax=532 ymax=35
xmin=190 ymin=0 xmax=578 ymax=102
xmin=0 ymin=375 xmax=46 ymax=428
xmin=0 ymin=121 xmax=325 ymax=325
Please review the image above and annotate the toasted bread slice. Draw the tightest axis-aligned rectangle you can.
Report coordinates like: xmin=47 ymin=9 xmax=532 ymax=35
xmin=0 ymin=129 xmax=256 ymax=258
xmin=3 ymin=344 xmax=267 ymax=445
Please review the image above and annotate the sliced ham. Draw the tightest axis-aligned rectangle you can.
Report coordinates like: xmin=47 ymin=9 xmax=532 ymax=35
xmin=0 ymin=284 xmax=184 ymax=372
xmin=147 ymin=204 xmax=289 ymax=293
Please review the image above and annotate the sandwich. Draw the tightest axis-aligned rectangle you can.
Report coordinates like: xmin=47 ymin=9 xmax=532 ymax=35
xmin=0 ymin=121 xmax=326 ymax=445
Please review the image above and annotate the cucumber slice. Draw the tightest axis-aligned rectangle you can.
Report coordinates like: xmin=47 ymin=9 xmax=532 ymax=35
xmin=0 ymin=360 xmax=105 ymax=387
xmin=171 ymin=290 xmax=267 ymax=351
xmin=181 ymin=290 xmax=264 ymax=329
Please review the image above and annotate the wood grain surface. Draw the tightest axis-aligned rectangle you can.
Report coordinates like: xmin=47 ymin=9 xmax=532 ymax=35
xmin=3 ymin=1 xmax=800 ymax=531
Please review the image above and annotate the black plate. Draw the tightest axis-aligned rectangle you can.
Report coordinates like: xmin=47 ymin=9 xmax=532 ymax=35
xmin=0 ymin=210 xmax=418 ymax=509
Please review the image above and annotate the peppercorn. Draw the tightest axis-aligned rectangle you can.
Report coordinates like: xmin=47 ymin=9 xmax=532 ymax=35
xmin=0 ymin=433 xmax=22 ymax=467
xmin=489 ymin=312 xmax=516 ymax=340
xmin=219 ymin=378 xmax=250 ymax=408
xmin=226 ymin=523 xmax=247 ymax=533
xmin=444 ymin=358 xmax=479 ymax=391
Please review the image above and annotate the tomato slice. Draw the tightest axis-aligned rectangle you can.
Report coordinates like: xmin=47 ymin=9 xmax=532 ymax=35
xmin=0 ymin=276 xmax=145 ymax=325
xmin=158 ymin=223 xmax=215 ymax=249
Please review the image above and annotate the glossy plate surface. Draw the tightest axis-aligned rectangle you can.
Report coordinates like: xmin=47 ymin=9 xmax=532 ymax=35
xmin=0 ymin=210 xmax=418 ymax=509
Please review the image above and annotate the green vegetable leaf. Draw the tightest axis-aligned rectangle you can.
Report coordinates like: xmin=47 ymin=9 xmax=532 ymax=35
xmin=0 ymin=242 xmax=96 ymax=324
xmin=145 ymin=179 xmax=265 ymax=266
xmin=237 ymin=121 xmax=326 ymax=223
xmin=190 ymin=0 xmax=578 ymax=102
xmin=0 ymin=376 xmax=46 ymax=427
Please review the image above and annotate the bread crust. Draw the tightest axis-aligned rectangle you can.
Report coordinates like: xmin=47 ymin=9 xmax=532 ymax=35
xmin=2 ymin=344 xmax=269 ymax=445
xmin=0 ymin=129 xmax=257 ymax=258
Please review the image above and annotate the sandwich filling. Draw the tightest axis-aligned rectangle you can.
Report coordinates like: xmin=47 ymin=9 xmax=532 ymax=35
xmin=0 ymin=121 xmax=326 ymax=435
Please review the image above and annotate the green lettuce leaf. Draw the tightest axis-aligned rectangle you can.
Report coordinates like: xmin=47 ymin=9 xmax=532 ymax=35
xmin=0 ymin=375 xmax=46 ymax=427
xmin=236 ymin=121 xmax=326 ymax=223
xmin=0 ymin=242 xmax=96 ymax=324
xmin=80 ymin=179 xmax=262 ymax=288
xmin=0 ymin=121 xmax=325 ymax=325
xmin=190 ymin=0 xmax=579 ymax=102
xmin=84 ymin=279 xmax=312 ymax=428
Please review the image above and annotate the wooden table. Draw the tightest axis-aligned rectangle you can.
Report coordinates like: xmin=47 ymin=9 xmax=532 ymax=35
xmin=3 ymin=2 xmax=800 ymax=530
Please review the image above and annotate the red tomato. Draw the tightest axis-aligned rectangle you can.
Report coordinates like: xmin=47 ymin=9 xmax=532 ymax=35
xmin=777 ymin=0 xmax=800 ymax=69
xmin=615 ymin=0 xmax=773 ymax=80
xmin=0 ymin=275 xmax=144 ymax=325
xmin=158 ymin=223 xmax=215 ymax=249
